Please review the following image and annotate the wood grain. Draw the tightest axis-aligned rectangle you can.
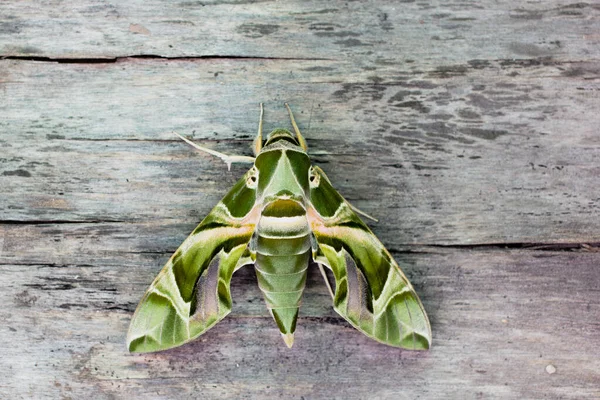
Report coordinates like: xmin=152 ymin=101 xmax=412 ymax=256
xmin=2 ymin=59 xmax=599 ymax=245
xmin=1 ymin=1 xmax=599 ymax=399
xmin=1 ymin=250 xmax=598 ymax=399
xmin=1 ymin=1 xmax=599 ymax=63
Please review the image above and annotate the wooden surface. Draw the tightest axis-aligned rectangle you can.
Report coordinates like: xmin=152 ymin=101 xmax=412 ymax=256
xmin=1 ymin=1 xmax=599 ymax=399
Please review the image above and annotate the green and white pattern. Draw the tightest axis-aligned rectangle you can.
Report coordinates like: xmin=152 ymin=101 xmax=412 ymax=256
xmin=127 ymin=104 xmax=431 ymax=352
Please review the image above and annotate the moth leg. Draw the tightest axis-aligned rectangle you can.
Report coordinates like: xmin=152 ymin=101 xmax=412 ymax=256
xmin=253 ymin=103 xmax=264 ymax=156
xmin=317 ymin=263 xmax=335 ymax=299
xmin=284 ymin=103 xmax=308 ymax=151
xmin=311 ymin=235 xmax=335 ymax=299
xmin=173 ymin=132 xmax=255 ymax=171
xmin=234 ymin=248 xmax=255 ymax=272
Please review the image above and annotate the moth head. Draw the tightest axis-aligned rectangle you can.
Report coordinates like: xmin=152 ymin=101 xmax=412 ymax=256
xmin=264 ymin=128 xmax=300 ymax=147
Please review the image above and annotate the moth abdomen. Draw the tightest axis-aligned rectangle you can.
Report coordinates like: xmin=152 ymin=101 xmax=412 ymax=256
xmin=254 ymin=199 xmax=311 ymax=347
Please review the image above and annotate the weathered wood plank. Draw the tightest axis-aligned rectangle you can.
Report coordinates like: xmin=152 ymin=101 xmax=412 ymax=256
xmin=1 ymin=59 xmax=599 ymax=245
xmin=1 ymin=250 xmax=598 ymax=399
xmin=1 ymin=1 xmax=599 ymax=64
xmin=1 ymin=0 xmax=599 ymax=399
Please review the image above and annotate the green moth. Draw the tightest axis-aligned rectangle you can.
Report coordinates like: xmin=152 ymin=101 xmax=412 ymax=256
xmin=127 ymin=104 xmax=431 ymax=352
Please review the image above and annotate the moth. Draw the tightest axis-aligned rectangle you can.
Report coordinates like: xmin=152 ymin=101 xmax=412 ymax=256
xmin=127 ymin=104 xmax=431 ymax=352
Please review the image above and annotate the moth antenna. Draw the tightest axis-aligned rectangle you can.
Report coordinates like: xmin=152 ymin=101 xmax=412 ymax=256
xmin=347 ymin=201 xmax=379 ymax=222
xmin=172 ymin=132 xmax=255 ymax=171
xmin=284 ymin=103 xmax=308 ymax=151
xmin=253 ymin=103 xmax=264 ymax=156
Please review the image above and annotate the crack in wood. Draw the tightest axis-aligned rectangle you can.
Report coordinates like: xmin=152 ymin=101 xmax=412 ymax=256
xmin=414 ymin=242 xmax=600 ymax=252
xmin=1 ymin=54 xmax=335 ymax=64
xmin=0 ymin=219 xmax=128 ymax=225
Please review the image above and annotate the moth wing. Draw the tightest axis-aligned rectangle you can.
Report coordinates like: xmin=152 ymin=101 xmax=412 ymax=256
xmin=127 ymin=173 xmax=260 ymax=353
xmin=308 ymin=167 xmax=431 ymax=350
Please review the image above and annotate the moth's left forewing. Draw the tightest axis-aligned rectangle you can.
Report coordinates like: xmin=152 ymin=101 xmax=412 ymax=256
xmin=307 ymin=167 xmax=432 ymax=350
xmin=127 ymin=171 xmax=260 ymax=353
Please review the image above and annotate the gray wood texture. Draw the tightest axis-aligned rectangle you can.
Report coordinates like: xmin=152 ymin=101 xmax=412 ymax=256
xmin=1 ymin=1 xmax=599 ymax=399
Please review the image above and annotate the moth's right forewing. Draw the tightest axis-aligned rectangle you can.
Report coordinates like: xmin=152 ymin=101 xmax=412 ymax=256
xmin=308 ymin=167 xmax=432 ymax=350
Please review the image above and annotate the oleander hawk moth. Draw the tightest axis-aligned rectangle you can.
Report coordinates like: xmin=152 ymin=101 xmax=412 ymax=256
xmin=127 ymin=104 xmax=431 ymax=352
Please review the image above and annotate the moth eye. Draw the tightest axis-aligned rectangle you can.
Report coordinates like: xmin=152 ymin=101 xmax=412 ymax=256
xmin=246 ymin=167 xmax=258 ymax=188
xmin=309 ymin=168 xmax=320 ymax=188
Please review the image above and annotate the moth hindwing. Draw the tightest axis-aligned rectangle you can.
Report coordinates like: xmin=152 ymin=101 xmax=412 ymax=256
xmin=127 ymin=104 xmax=431 ymax=352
